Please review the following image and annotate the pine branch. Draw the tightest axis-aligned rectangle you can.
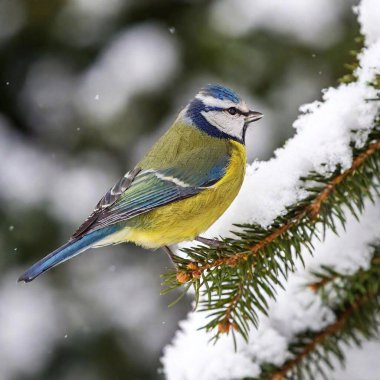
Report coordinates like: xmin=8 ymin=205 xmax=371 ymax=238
xmin=162 ymin=123 xmax=380 ymax=339
xmin=254 ymin=243 xmax=380 ymax=380
xmin=261 ymin=291 xmax=380 ymax=380
xmin=179 ymin=136 xmax=380 ymax=279
xmin=308 ymin=244 xmax=380 ymax=304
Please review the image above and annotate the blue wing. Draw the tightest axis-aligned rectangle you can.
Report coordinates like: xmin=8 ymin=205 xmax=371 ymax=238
xmin=71 ymin=154 xmax=230 ymax=238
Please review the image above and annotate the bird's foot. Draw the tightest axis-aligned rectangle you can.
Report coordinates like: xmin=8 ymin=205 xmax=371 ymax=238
xmin=162 ymin=245 xmax=178 ymax=268
xmin=195 ymin=236 xmax=222 ymax=248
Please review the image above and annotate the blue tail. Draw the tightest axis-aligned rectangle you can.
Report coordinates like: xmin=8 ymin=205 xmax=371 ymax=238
xmin=18 ymin=228 xmax=114 ymax=283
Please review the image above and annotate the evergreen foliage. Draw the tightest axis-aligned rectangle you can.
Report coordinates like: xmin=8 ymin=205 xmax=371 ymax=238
xmin=253 ymin=243 xmax=380 ymax=380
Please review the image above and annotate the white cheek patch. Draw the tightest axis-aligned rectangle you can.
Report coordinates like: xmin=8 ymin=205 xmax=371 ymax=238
xmin=201 ymin=110 xmax=244 ymax=140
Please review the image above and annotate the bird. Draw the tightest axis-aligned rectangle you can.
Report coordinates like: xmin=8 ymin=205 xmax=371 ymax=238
xmin=18 ymin=84 xmax=263 ymax=283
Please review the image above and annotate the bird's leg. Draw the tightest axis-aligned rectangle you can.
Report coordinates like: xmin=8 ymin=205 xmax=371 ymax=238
xmin=162 ymin=245 xmax=178 ymax=268
xmin=195 ymin=236 xmax=222 ymax=248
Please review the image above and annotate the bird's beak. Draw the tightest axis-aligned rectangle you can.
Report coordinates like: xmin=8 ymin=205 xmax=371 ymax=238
xmin=245 ymin=110 xmax=263 ymax=125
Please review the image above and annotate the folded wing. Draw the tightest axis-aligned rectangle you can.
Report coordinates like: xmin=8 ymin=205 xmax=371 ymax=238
xmin=71 ymin=153 xmax=230 ymax=239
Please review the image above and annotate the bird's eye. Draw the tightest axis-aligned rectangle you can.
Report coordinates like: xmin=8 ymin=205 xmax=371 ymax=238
xmin=227 ymin=107 xmax=238 ymax=115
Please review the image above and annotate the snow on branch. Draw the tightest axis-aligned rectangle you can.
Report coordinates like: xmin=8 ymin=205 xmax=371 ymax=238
xmin=162 ymin=1 xmax=380 ymax=379
xmin=259 ymin=243 xmax=380 ymax=380
xmin=163 ymin=200 xmax=380 ymax=379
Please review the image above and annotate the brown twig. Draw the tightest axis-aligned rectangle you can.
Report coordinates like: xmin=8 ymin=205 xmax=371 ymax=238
xmin=267 ymin=291 xmax=378 ymax=380
xmin=218 ymin=281 xmax=245 ymax=333
xmin=308 ymin=253 xmax=380 ymax=292
xmin=308 ymin=275 xmax=337 ymax=293
xmin=182 ymin=140 xmax=380 ymax=280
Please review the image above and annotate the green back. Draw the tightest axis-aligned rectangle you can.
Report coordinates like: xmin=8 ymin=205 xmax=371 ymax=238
xmin=138 ymin=120 xmax=231 ymax=174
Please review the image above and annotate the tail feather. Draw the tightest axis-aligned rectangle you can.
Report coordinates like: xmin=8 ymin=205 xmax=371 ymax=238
xmin=18 ymin=228 xmax=112 ymax=283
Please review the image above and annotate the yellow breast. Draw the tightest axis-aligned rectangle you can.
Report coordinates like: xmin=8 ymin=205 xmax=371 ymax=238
xmin=116 ymin=140 xmax=246 ymax=248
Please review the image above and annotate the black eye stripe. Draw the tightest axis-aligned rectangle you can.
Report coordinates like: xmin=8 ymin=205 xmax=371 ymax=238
xmin=226 ymin=107 xmax=248 ymax=116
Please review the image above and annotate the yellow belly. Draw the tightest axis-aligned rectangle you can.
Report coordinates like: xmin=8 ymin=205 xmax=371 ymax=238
xmin=103 ymin=141 xmax=246 ymax=248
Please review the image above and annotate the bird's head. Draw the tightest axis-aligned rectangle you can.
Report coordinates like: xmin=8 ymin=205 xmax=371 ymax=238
xmin=185 ymin=84 xmax=263 ymax=143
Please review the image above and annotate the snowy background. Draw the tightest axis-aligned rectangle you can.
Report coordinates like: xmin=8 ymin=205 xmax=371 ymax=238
xmin=0 ymin=0 xmax=377 ymax=379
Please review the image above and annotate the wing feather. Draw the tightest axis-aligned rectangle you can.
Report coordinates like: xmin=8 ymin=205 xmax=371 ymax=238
xmin=71 ymin=153 xmax=230 ymax=239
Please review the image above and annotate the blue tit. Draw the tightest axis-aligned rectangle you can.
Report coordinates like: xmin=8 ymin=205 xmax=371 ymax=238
xmin=19 ymin=84 xmax=263 ymax=282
